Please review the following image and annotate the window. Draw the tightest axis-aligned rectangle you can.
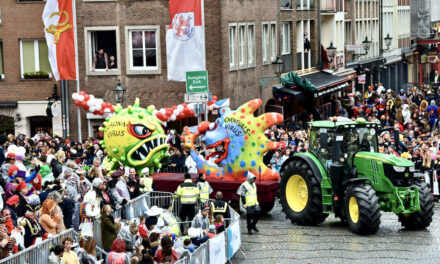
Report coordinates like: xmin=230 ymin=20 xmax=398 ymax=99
xmin=262 ymin=23 xmax=269 ymax=64
xmin=270 ymin=23 xmax=277 ymax=61
xmin=19 ymin=39 xmax=52 ymax=78
xmin=238 ymin=24 xmax=247 ymax=68
xmin=126 ymin=26 xmax=161 ymax=74
xmin=345 ymin=21 xmax=352 ymax=45
xmin=247 ymin=23 xmax=256 ymax=67
xmin=229 ymin=24 xmax=237 ymax=70
xmin=281 ymin=0 xmax=292 ymax=9
xmin=85 ymin=26 xmax=120 ymax=75
xmin=296 ymin=0 xmax=312 ymax=9
xmin=281 ymin=22 xmax=291 ymax=54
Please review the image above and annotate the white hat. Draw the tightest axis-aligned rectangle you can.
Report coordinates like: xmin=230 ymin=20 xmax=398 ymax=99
xmin=141 ymin=167 xmax=149 ymax=175
xmin=147 ymin=205 xmax=163 ymax=216
xmin=92 ymin=178 xmax=104 ymax=188
xmin=247 ymin=171 xmax=257 ymax=180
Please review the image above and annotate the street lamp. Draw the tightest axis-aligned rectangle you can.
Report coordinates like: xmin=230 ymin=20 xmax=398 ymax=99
xmin=353 ymin=36 xmax=372 ymax=59
xmin=113 ymin=79 xmax=126 ymax=105
xmin=384 ymin=33 xmax=392 ymax=51
xmin=273 ymin=55 xmax=284 ymax=76
xmin=326 ymin=41 xmax=337 ymax=63
xmin=362 ymin=36 xmax=372 ymax=53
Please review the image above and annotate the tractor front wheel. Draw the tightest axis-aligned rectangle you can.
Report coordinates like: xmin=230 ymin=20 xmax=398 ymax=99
xmin=398 ymin=181 xmax=434 ymax=230
xmin=344 ymin=184 xmax=381 ymax=235
xmin=280 ymin=159 xmax=328 ymax=225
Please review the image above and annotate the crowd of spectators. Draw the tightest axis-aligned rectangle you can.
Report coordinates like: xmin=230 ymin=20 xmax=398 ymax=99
xmin=0 ymin=131 xmax=229 ymax=264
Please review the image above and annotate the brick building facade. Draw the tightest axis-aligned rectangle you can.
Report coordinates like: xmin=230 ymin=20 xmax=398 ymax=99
xmin=0 ymin=0 xmax=319 ymax=140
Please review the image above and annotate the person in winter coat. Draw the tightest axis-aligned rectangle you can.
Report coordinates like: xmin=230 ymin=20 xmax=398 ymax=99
xmin=107 ymin=179 xmax=127 ymax=210
xmin=15 ymin=182 xmax=30 ymax=218
xmin=101 ymin=204 xmax=121 ymax=252
xmin=48 ymin=245 xmax=65 ymax=264
xmin=191 ymin=204 xmax=210 ymax=231
xmin=106 ymin=239 xmax=130 ymax=264
xmin=50 ymin=150 xmax=65 ymax=179
xmin=77 ymin=238 xmax=101 ymax=264
xmin=402 ymin=104 xmax=411 ymax=126
xmin=154 ymin=235 xmax=179 ymax=263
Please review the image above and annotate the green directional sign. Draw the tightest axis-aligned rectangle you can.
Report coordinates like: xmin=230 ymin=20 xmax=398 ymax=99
xmin=186 ymin=71 xmax=209 ymax=93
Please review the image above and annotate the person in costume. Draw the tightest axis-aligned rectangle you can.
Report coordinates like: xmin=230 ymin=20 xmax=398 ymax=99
xmin=18 ymin=203 xmax=47 ymax=248
xmin=79 ymin=184 xmax=100 ymax=238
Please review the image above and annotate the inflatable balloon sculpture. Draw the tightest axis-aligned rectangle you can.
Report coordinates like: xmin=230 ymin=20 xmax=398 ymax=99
xmin=181 ymin=99 xmax=284 ymax=181
xmin=98 ymin=99 xmax=169 ymax=172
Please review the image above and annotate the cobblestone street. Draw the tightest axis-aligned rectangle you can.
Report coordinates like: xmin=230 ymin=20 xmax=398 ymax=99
xmin=232 ymin=201 xmax=440 ymax=264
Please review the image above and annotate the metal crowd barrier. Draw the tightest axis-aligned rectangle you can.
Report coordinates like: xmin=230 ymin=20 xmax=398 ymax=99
xmin=0 ymin=228 xmax=108 ymax=264
xmin=159 ymin=165 xmax=188 ymax=173
xmin=92 ymin=191 xmax=243 ymax=262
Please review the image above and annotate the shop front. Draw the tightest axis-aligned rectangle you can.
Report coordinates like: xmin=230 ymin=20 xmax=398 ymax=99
xmin=272 ymin=70 xmax=351 ymax=124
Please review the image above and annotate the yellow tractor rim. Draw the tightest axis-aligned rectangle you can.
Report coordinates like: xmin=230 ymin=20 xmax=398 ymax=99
xmin=349 ymin=196 xmax=359 ymax=223
xmin=285 ymin=174 xmax=308 ymax=212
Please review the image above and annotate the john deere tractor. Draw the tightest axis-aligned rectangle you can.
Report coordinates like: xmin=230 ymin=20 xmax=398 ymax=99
xmin=280 ymin=118 xmax=434 ymax=235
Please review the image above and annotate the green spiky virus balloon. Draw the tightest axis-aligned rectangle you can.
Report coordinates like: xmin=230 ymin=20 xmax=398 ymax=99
xmin=99 ymin=98 xmax=168 ymax=172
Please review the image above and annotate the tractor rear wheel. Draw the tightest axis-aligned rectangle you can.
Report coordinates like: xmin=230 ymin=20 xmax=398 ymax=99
xmin=344 ymin=184 xmax=381 ymax=235
xmin=398 ymin=181 xmax=434 ymax=230
xmin=280 ymin=159 xmax=328 ymax=225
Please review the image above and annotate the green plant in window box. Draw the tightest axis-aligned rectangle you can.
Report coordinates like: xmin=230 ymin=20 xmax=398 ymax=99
xmin=23 ymin=71 xmax=50 ymax=79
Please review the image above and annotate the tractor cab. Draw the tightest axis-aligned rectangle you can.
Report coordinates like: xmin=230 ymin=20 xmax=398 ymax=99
xmin=309 ymin=118 xmax=380 ymax=173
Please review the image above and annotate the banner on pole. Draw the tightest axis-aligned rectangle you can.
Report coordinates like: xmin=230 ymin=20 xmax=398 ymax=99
xmin=42 ymin=0 xmax=77 ymax=80
xmin=209 ymin=232 xmax=226 ymax=264
xmin=166 ymin=0 xmax=206 ymax=82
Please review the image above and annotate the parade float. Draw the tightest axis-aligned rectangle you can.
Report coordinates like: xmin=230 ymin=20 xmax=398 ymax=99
xmin=73 ymin=92 xmax=283 ymax=214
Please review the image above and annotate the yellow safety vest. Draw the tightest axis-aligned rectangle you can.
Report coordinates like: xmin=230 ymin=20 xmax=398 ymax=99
xmin=140 ymin=177 xmax=153 ymax=192
xmin=244 ymin=181 xmax=258 ymax=206
xmin=198 ymin=182 xmax=210 ymax=202
xmin=176 ymin=179 xmax=199 ymax=204
xmin=211 ymin=201 xmax=227 ymax=215
xmin=160 ymin=212 xmax=180 ymax=236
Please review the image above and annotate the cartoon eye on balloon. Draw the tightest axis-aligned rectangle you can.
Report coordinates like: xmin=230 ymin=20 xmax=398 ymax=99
xmin=129 ymin=124 xmax=152 ymax=139
xmin=208 ymin=122 xmax=218 ymax=131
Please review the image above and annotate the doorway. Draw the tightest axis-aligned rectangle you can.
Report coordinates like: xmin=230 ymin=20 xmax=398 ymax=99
xmin=29 ymin=116 xmax=52 ymax=136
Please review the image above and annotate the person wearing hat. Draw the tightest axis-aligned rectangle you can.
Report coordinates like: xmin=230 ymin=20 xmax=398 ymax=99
xmin=111 ymin=170 xmax=130 ymax=201
xmin=175 ymin=173 xmax=199 ymax=233
xmin=18 ymin=203 xmax=46 ymax=248
xmin=15 ymin=181 xmax=30 ymax=218
xmin=145 ymin=205 xmax=163 ymax=230
xmin=139 ymin=167 xmax=156 ymax=193
xmin=0 ymin=216 xmax=16 ymax=259
xmin=196 ymin=173 xmax=213 ymax=203
xmin=158 ymin=204 xmax=180 ymax=236
xmin=5 ymin=196 xmax=19 ymax=227
xmin=237 ymin=172 xmax=259 ymax=235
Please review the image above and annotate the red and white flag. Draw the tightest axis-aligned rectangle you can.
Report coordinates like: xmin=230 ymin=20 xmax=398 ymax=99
xmin=42 ymin=0 xmax=77 ymax=80
xmin=166 ymin=0 xmax=206 ymax=82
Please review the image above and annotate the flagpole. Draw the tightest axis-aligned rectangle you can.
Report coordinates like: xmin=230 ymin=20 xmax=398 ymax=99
xmin=201 ymin=0 xmax=208 ymax=122
xmin=72 ymin=0 xmax=82 ymax=142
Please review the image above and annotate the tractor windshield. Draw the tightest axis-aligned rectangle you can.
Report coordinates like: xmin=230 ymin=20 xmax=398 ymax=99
xmin=356 ymin=127 xmax=378 ymax=152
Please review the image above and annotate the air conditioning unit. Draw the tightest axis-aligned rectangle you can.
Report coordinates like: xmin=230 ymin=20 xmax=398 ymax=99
xmin=428 ymin=55 xmax=438 ymax=64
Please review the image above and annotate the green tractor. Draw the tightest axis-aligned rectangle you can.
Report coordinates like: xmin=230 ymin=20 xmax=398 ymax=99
xmin=280 ymin=118 xmax=434 ymax=235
